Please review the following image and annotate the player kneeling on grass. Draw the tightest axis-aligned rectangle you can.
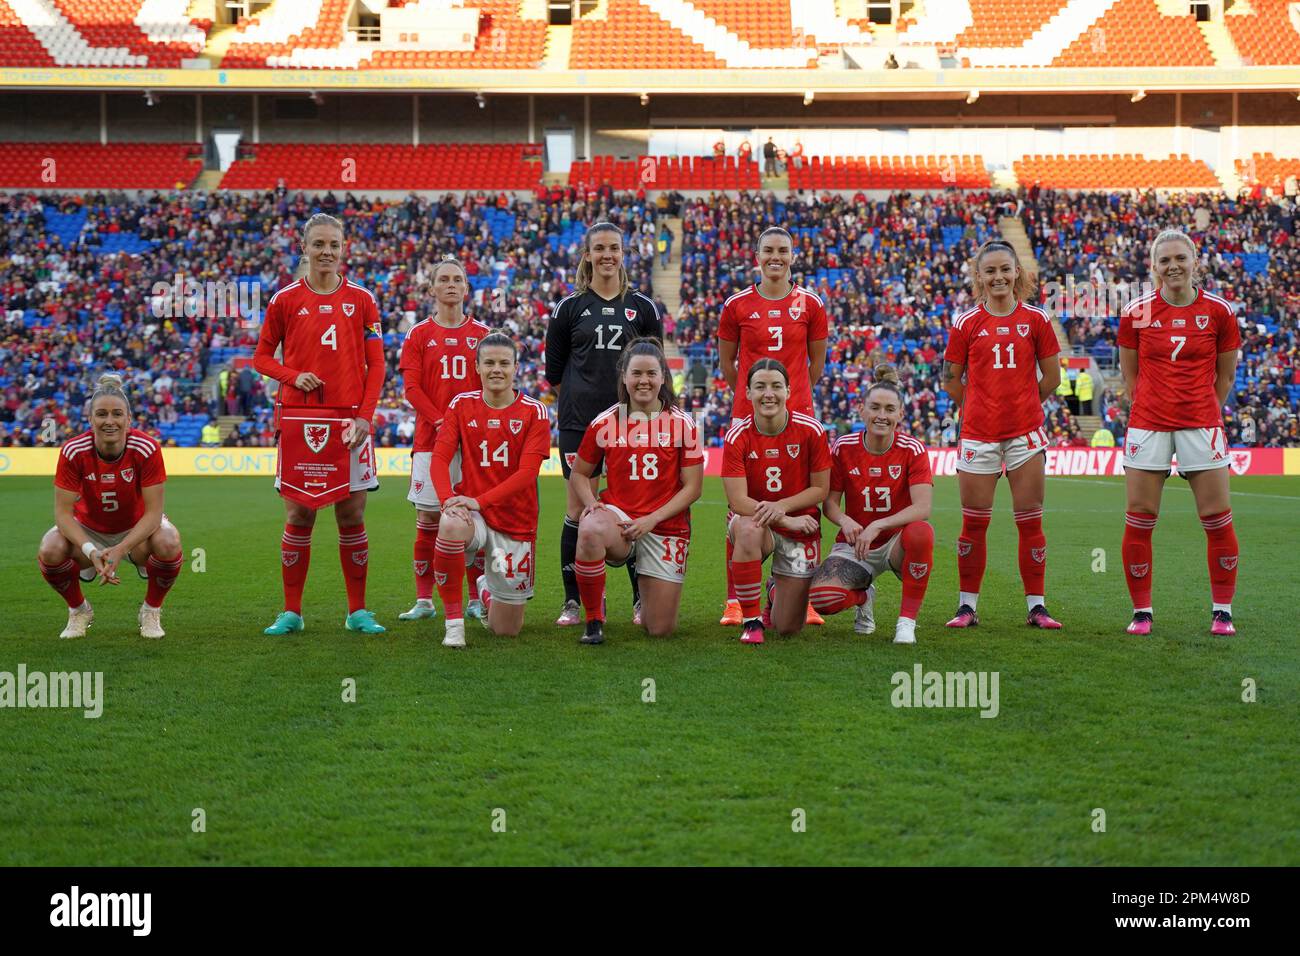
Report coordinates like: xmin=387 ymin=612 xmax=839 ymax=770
xmin=810 ymin=366 xmax=934 ymax=645
xmin=721 ymin=359 xmax=831 ymax=645
xmin=429 ymin=334 xmax=551 ymax=648
xmin=571 ymin=339 xmax=704 ymax=645
xmin=39 ymin=374 xmax=182 ymax=640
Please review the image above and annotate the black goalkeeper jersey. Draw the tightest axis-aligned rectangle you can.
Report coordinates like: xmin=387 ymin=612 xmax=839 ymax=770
xmin=544 ymin=287 xmax=663 ymax=432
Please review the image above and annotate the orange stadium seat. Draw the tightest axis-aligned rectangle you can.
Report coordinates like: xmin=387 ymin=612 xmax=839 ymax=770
xmin=1225 ymin=0 xmax=1300 ymax=66
xmin=0 ymin=142 xmax=202 ymax=188
xmin=1237 ymin=152 xmax=1300 ymax=188
xmin=788 ymin=155 xmax=991 ymax=190
xmin=1013 ymin=153 xmax=1220 ymax=189
xmin=0 ymin=0 xmax=207 ymax=67
xmin=218 ymin=143 xmax=542 ymax=190
xmin=1053 ymin=0 xmax=1214 ymax=67
xmin=955 ymin=1 xmax=1069 ymax=48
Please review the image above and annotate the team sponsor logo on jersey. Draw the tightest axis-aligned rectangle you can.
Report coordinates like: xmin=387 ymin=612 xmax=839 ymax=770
xmin=768 ymin=310 xmax=782 ymax=318
xmin=786 ymin=444 xmax=801 ymax=458
xmin=352 ymin=550 xmax=368 ymax=565
xmin=749 ymin=311 xmax=760 ymax=319
xmin=602 ymin=307 xmax=615 ymax=315
xmin=869 ymin=467 xmax=882 ymax=476
xmin=977 ymin=329 xmax=989 ymax=337
xmin=908 ymin=562 xmax=929 ymax=580
xmin=1172 ymin=318 xmax=1186 ymax=328
xmin=996 ymin=327 xmax=1010 ymax=336
xmin=413 ymin=560 xmax=428 ymax=576
xmin=1229 ymin=451 xmax=1251 ymax=475
xmin=468 ymin=420 xmax=478 ymax=428
xmin=509 ymin=419 xmax=523 ymax=435
xmin=765 ymin=448 xmax=780 ymax=458
xmin=1128 ymin=562 xmax=1149 ymax=578
xmin=467 ymin=337 xmax=478 ymax=348
xmin=1219 ymin=555 xmax=1238 ymax=571
xmin=580 ymin=308 xmax=592 ymax=317
xmin=849 ymin=467 xmax=860 ymax=476
xmin=121 ymin=467 xmax=134 ymax=483
xmin=1030 ymin=547 xmax=1046 ymax=564
xmin=1195 ymin=314 xmax=1209 ymax=330
xmin=625 ymin=308 xmax=637 ymax=321
xmin=888 ymin=465 xmax=902 ymax=479
xmin=85 ymin=473 xmax=95 ymax=482
xmin=101 ymin=473 xmax=116 ymax=484
xmin=445 ymin=338 xmax=458 ymax=345
xmin=319 ymin=304 xmax=333 ymax=313
xmin=298 ymin=307 xmax=310 ymax=316
xmin=957 ymin=541 xmax=972 ymax=557
xmin=435 ymin=571 xmax=447 ymax=586
xmin=488 ymin=419 xmax=500 ymax=429
xmin=305 ymin=423 xmax=330 ymax=454
xmin=748 ymin=451 xmax=759 ymax=459
xmin=282 ymin=551 xmax=300 ymax=567
xmin=1151 ymin=320 xmax=1162 ymax=328
xmin=1016 ymin=324 xmax=1029 ymax=337
xmin=342 ymin=302 xmax=355 ymax=316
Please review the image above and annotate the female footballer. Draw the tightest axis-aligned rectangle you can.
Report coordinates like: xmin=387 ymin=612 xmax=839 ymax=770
xmin=39 ymin=374 xmax=182 ymax=639
xmin=721 ymin=359 xmax=832 ymax=645
xmin=570 ymin=339 xmax=703 ymax=645
xmin=810 ymin=366 xmax=935 ymax=645
xmin=1118 ymin=229 xmax=1241 ymax=636
xmin=942 ymin=238 xmax=1062 ymax=630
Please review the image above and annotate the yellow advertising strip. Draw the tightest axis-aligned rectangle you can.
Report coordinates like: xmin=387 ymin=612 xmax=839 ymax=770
xmin=0 ymin=446 xmax=568 ymax=478
xmin=1285 ymin=448 xmax=1300 ymax=476
xmin=2 ymin=66 xmax=1298 ymax=94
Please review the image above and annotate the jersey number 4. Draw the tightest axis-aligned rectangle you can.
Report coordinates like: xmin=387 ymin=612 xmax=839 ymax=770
xmin=320 ymin=324 xmax=337 ymax=350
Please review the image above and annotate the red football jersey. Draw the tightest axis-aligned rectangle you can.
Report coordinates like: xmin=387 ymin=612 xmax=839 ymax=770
xmin=399 ymin=316 xmax=492 ymax=451
xmin=718 ymin=284 xmax=828 ymax=419
xmin=945 ymin=302 xmax=1060 ymax=442
xmin=54 ymin=429 xmax=165 ymax=535
xmin=577 ymin=404 xmax=704 ymax=537
xmin=434 ymin=390 xmax=552 ymax=540
xmin=1117 ymin=288 xmax=1240 ymax=431
xmin=721 ymin=410 xmax=832 ymax=543
xmin=830 ymin=431 xmax=933 ymax=550
xmin=255 ymin=276 xmax=383 ymax=417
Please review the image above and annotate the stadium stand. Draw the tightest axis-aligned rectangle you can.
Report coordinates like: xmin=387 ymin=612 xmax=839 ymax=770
xmin=52 ymin=0 xmax=205 ymax=67
xmin=0 ymin=0 xmax=57 ymax=65
xmin=788 ymin=155 xmax=991 ymax=191
xmin=953 ymin=1 xmax=1070 ymax=47
xmin=1237 ymin=153 xmax=1300 ymax=192
xmin=219 ymin=143 xmax=543 ymax=191
xmin=0 ymin=143 xmax=203 ymax=189
xmin=569 ymin=155 xmax=760 ymax=192
xmin=1013 ymin=154 xmax=1220 ymax=191
xmin=570 ymin=0 xmax=726 ymax=69
xmin=1051 ymin=0 xmax=1215 ymax=68
xmin=1225 ymin=0 xmax=1300 ymax=67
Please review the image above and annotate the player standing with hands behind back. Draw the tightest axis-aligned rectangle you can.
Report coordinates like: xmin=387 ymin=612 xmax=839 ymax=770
xmin=254 ymin=213 xmax=387 ymax=636
xmin=718 ymin=226 xmax=828 ymax=628
xmin=1118 ymin=230 xmax=1241 ymax=636
xmin=942 ymin=238 xmax=1062 ymax=630
xmin=546 ymin=222 xmax=662 ymax=628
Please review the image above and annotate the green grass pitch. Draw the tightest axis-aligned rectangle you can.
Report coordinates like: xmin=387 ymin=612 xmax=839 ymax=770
xmin=1 ymin=474 xmax=1296 ymax=866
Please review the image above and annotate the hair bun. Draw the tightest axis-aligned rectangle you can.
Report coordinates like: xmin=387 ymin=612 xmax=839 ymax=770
xmin=872 ymin=363 xmax=899 ymax=384
xmin=97 ymin=373 xmax=125 ymax=390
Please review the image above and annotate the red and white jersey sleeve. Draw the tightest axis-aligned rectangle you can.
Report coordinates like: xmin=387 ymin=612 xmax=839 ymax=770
xmin=830 ymin=431 xmax=932 ymax=550
xmin=54 ymin=428 xmax=165 ymax=535
xmin=1117 ymin=288 xmax=1240 ymax=431
xmin=578 ymin=404 xmax=703 ymax=538
xmin=721 ymin=410 xmax=831 ymax=543
xmin=945 ymin=302 xmax=1059 ymax=442
xmin=442 ymin=390 xmax=550 ymax=540
xmin=399 ymin=317 xmax=491 ymax=451
xmin=719 ymin=284 xmax=826 ymax=419
xmin=261 ymin=277 xmax=383 ymax=413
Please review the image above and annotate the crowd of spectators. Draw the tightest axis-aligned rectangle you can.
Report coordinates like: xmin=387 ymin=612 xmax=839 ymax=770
xmin=2 ymin=180 xmax=1295 ymax=452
